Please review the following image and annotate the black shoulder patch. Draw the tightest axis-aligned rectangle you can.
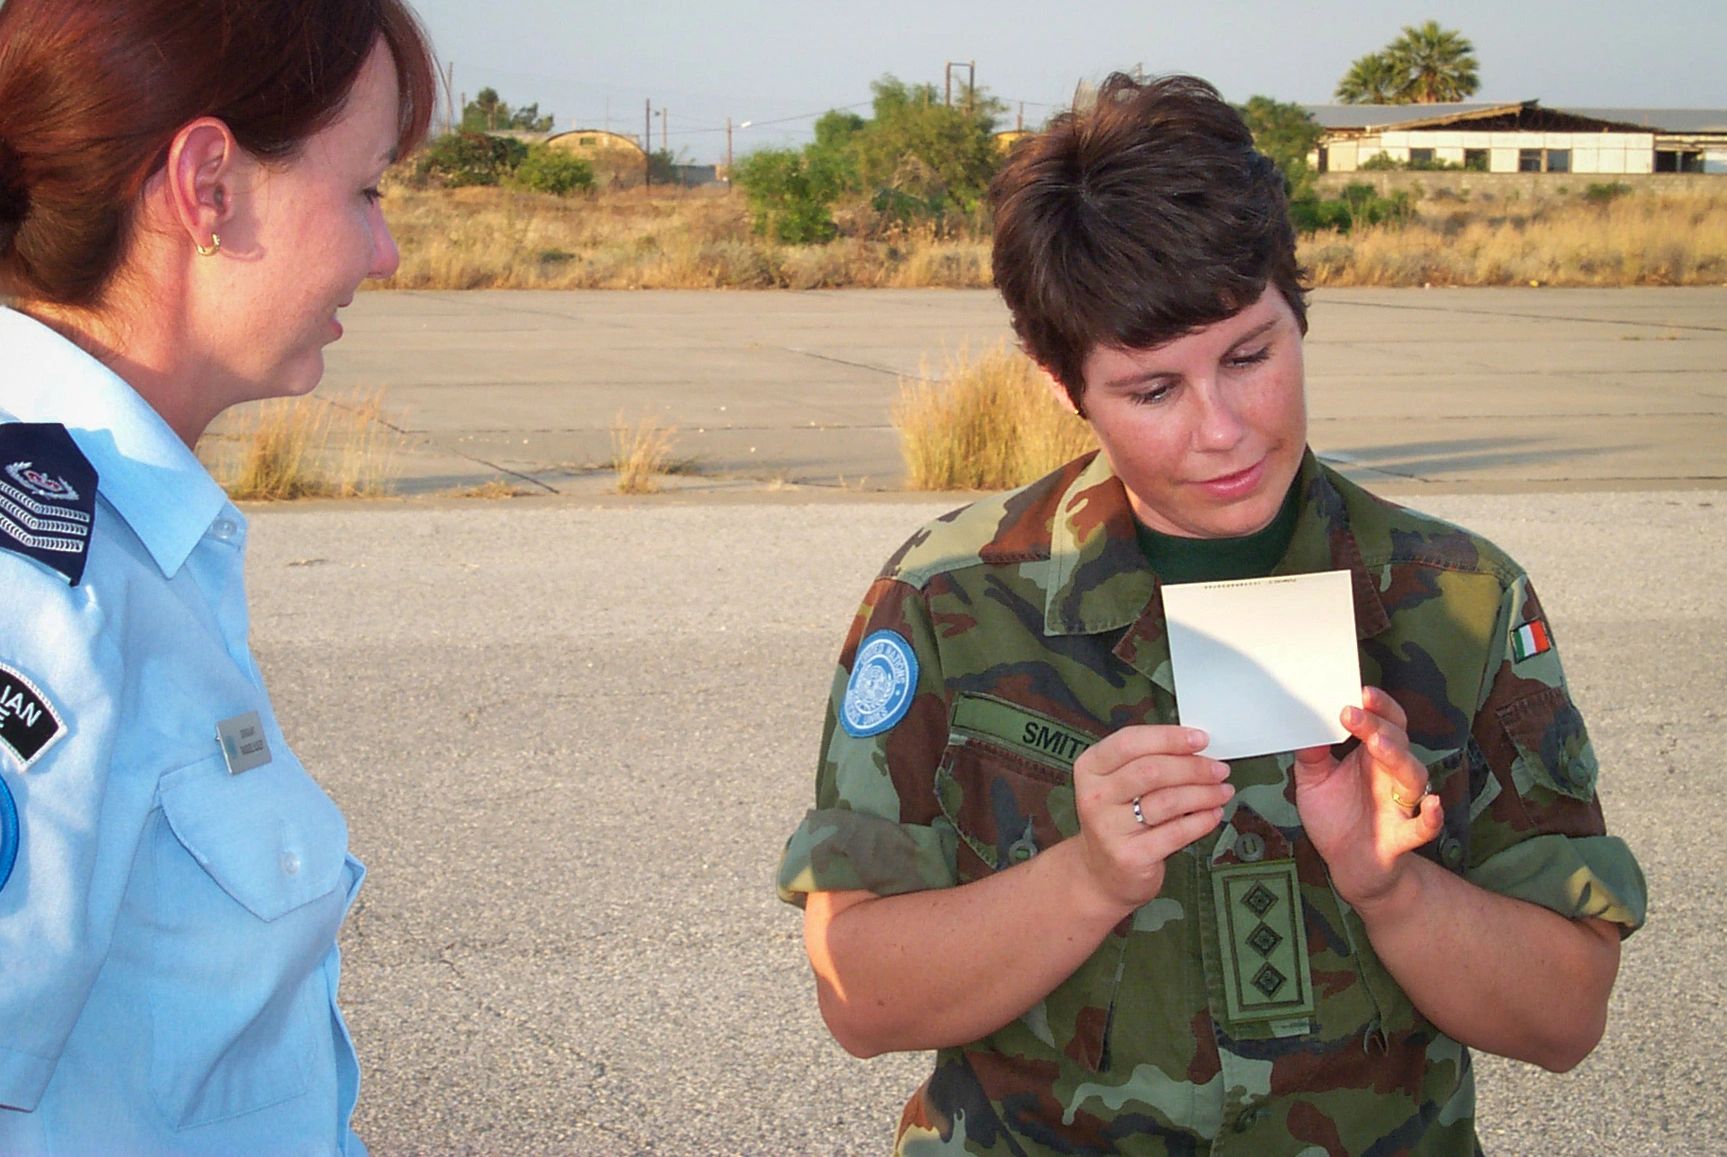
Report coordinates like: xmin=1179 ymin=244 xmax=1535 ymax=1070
xmin=0 ymin=423 xmax=98 ymax=586
xmin=0 ymin=661 xmax=63 ymax=771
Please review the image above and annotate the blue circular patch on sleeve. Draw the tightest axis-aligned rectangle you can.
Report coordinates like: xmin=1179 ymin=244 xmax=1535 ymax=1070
xmin=841 ymin=630 xmax=920 ymax=738
xmin=0 ymin=775 xmax=18 ymax=893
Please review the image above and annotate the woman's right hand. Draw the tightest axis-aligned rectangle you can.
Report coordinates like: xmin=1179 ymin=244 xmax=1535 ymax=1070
xmin=1070 ymin=725 xmax=1232 ymax=915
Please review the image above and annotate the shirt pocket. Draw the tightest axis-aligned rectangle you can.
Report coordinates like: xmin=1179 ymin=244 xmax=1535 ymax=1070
xmin=935 ymin=735 xmax=1076 ymax=876
xmin=150 ymin=750 xmax=350 ymax=1129
xmin=1495 ymin=684 xmax=1598 ymax=801
xmin=159 ymin=751 xmax=349 ymax=920
xmin=934 ymin=734 xmax=1124 ymax=1071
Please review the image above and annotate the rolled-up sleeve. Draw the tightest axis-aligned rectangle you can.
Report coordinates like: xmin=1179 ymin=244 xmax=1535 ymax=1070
xmin=1465 ymin=573 xmax=1648 ymax=935
xmin=777 ymin=577 xmax=958 ymax=906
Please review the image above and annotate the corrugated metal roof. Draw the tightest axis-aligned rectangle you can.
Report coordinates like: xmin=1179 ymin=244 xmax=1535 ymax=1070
xmin=1560 ymin=108 xmax=1727 ymax=133
xmin=1303 ymin=103 xmax=1516 ymax=129
xmin=1304 ymin=103 xmax=1727 ymax=135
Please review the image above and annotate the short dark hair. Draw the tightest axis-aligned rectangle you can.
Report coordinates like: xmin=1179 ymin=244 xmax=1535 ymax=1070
xmin=990 ymin=73 xmax=1308 ymax=407
xmin=0 ymin=0 xmax=438 ymax=307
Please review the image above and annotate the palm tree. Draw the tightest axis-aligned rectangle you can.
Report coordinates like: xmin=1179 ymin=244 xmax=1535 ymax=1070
xmin=1386 ymin=21 xmax=1479 ymax=103
xmin=1334 ymin=52 xmax=1404 ymax=104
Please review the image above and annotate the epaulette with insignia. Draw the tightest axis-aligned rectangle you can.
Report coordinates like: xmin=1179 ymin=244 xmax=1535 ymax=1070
xmin=0 ymin=423 xmax=98 ymax=586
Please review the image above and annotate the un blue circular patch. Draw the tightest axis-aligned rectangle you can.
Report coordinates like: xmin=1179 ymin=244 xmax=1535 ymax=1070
xmin=0 ymin=775 xmax=17 ymax=893
xmin=841 ymin=630 xmax=920 ymax=738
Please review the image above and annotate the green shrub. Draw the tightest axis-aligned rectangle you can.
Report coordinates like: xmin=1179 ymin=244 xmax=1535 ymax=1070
xmin=734 ymin=148 xmax=843 ymax=243
xmin=1584 ymin=181 xmax=1633 ymax=205
xmin=1288 ymin=185 xmax=1412 ymax=235
xmin=1289 ymin=198 xmax=1353 ymax=233
xmin=414 ymin=132 xmax=528 ymax=188
xmin=513 ymin=145 xmax=594 ymax=196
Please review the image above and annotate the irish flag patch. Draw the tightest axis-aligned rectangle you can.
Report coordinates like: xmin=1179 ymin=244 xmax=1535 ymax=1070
xmin=1512 ymin=619 xmax=1552 ymax=662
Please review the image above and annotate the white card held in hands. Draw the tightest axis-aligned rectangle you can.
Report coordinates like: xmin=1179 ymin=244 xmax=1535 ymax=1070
xmin=1161 ymin=569 xmax=1361 ymax=761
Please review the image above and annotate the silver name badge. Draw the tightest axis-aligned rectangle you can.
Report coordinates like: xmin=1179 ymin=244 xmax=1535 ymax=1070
xmin=216 ymin=711 xmax=272 ymax=775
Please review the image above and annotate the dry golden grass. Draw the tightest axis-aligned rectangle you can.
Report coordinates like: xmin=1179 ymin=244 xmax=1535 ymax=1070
xmin=378 ymin=181 xmax=1725 ymax=291
xmin=199 ymin=389 xmax=402 ymax=500
xmin=894 ymin=343 xmax=1095 ymax=491
xmin=1300 ymin=190 xmax=1727 ymax=287
xmin=378 ymin=183 xmax=991 ymax=290
xmin=609 ymin=411 xmax=680 ymax=494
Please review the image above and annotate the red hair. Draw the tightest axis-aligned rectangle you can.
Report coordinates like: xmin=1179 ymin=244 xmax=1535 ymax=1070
xmin=0 ymin=0 xmax=437 ymax=306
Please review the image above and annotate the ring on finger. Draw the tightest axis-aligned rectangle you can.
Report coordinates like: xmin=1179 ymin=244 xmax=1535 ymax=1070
xmin=1131 ymin=796 xmax=1147 ymax=826
xmin=1390 ymin=782 xmax=1431 ymax=816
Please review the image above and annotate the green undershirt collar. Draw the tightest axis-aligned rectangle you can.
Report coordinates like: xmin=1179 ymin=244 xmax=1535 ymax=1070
xmin=1135 ymin=475 xmax=1302 ymax=584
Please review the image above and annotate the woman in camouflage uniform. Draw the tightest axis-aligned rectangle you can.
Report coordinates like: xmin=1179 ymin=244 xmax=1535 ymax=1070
xmin=778 ymin=74 xmax=1645 ymax=1156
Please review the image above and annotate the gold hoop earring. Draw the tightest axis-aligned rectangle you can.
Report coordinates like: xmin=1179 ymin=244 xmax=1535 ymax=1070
xmin=195 ymin=233 xmax=221 ymax=257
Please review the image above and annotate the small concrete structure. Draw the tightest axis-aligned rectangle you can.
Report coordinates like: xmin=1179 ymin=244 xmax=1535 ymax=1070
xmin=545 ymin=128 xmax=648 ymax=184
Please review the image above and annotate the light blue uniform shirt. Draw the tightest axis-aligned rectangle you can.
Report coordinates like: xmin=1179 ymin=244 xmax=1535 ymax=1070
xmin=0 ymin=307 xmax=366 ymax=1155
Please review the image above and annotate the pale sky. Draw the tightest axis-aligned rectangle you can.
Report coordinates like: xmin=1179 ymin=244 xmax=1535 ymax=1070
xmin=409 ymin=0 xmax=1726 ymax=162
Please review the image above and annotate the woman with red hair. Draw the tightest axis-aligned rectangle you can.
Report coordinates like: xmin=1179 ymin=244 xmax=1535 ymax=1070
xmin=0 ymin=2 xmax=436 ymax=1151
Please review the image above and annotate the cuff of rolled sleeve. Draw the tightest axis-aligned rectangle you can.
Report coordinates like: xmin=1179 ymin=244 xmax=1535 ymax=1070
xmin=776 ymin=808 xmax=957 ymax=906
xmin=1468 ymin=833 xmax=1648 ymax=936
xmin=0 ymin=1043 xmax=56 ymax=1112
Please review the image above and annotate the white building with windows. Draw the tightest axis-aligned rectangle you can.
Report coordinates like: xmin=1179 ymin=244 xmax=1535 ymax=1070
xmin=1306 ymin=102 xmax=1727 ymax=175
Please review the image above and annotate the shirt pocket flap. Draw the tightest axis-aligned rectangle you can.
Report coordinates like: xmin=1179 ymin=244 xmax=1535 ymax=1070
xmin=159 ymin=754 xmax=348 ymax=922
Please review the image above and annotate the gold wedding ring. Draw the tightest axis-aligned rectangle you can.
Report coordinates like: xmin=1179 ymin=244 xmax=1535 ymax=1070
xmin=1390 ymin=782 xmax=1431 ymax=815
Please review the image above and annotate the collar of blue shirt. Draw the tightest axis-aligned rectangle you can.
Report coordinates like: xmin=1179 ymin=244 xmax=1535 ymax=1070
xmin=0 ymin=306 xmax=235 ymax=578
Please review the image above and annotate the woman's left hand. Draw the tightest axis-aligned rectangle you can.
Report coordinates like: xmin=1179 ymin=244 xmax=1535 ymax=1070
xmin=1292 ymin=686 xmax=1444 ymax=911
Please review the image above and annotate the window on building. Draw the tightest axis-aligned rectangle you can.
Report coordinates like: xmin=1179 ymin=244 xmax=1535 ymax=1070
xmin=1317 ymin=145 xmax=1329 ymax=174
xmin=1656 ymin=149 xmax=1705 ymax=173
xmin=1518 ymin=149 xmax=1543 ymax=172
xmin=1545 ymin=149 xmax=1570 ymax=173
xmin=1464 ymin=149 xmax=1489 ymax=171
xmin=1409 ymin=147 xmax=1435 ymax=167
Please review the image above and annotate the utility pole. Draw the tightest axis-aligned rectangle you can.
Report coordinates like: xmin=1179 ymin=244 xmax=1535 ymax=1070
xmin=944 ymin=61 xmax=976 ymax=111
xmin=725 ymin=117 xmax=732 ymax=189
xmin=443 ymin=61 xmax=455 ymax=134
xmin=644 ymin=98 xmax=651 ymax=188
xmin=660 ymin=108 xmax=668 ymax=153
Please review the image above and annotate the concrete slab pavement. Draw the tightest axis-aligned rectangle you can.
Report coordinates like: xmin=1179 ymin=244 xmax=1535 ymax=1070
xmin=300 ymin=287 xmax=1727 ymax=497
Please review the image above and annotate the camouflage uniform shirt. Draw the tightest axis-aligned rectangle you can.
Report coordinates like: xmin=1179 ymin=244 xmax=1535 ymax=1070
xmin=777 ymin=449 xmax=1646 ymax=1156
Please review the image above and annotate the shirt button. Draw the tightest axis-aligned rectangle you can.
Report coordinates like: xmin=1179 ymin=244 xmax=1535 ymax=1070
xmin=1007 ymin=839 xmax=1037 ymax=864
xmin=1441 ymin=836 xmax=1464 ymax=868
xmin=1236 ymin=833 xmax=1266 ymax=862
xmin=212 ymin=518 xmax=238 ymax=541
xmin=1233 ymin=1106 xmax=1262 ymax=1132
xmin=281 ymin=852 xmax=301 ymax=876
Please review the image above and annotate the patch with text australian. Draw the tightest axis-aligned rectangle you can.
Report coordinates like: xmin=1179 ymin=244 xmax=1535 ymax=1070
xmin=0 ymin=662 xmax=64 ymax=769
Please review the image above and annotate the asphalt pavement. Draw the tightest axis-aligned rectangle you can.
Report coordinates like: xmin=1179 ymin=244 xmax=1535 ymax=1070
xmin=240 ymin=289 xmax=1726 ymax=1154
